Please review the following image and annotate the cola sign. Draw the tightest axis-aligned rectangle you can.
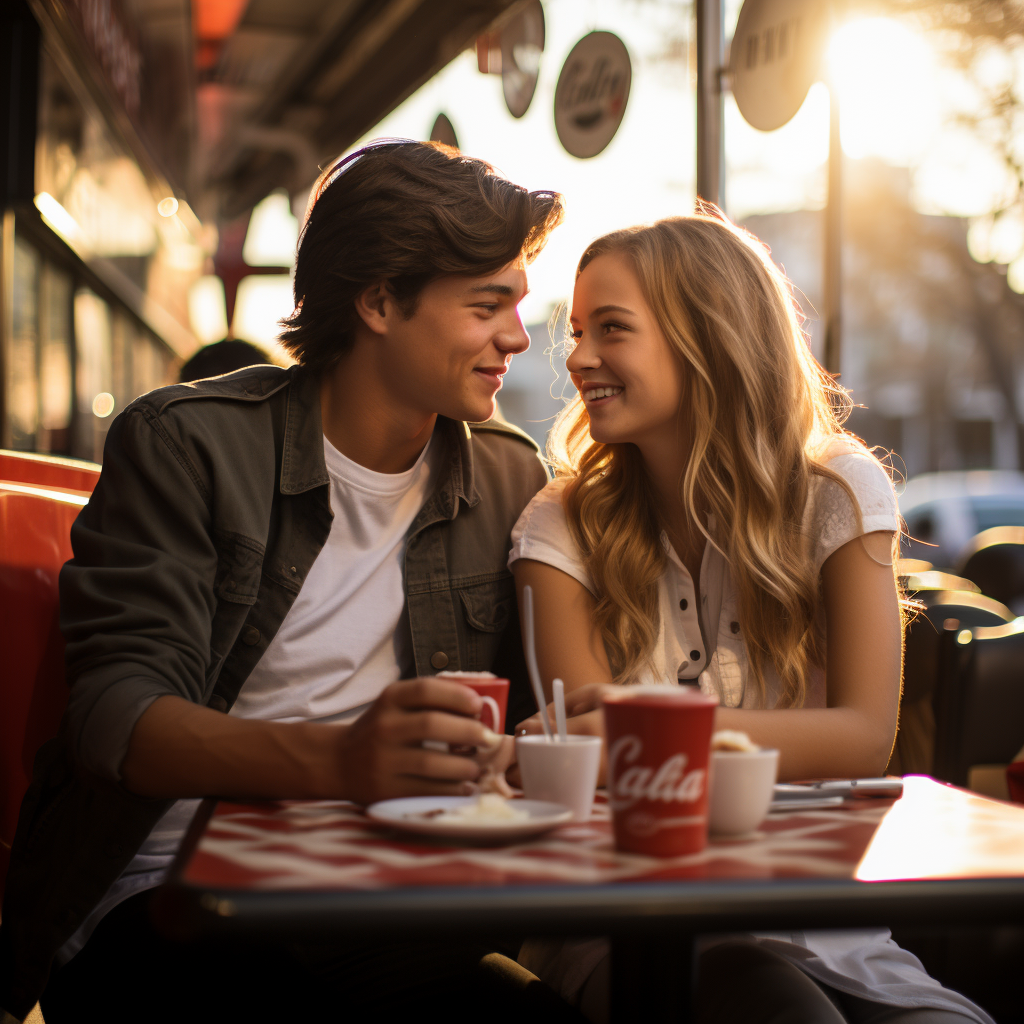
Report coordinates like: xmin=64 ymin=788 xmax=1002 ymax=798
xmin=608 ymin=736 xmax=707 ymax=811
xmin=554 ymin=31 xmax=632 ymax=159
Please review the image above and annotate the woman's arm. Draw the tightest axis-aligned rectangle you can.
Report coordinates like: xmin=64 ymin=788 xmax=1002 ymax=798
xmin=513 ymin=558 xmax=614 ymax=703
xmin=714 ymin=530 xmax=902 ymax=780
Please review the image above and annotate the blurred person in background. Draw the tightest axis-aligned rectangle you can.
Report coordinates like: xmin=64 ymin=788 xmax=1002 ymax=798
xmin=0 ymin=140 xmax=567 ymax=1024
xmin=178 ymin=338 xmax=271 ymax=383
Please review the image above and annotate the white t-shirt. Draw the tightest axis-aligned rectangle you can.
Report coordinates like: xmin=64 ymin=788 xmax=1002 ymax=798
xmin=58 ymin=433 xmax=439 ymax=964
xmin=511 ymin=451 xmax=993 ymax=1023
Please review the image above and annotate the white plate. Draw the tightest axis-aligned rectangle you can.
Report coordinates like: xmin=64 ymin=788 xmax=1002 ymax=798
xmin=366 ymin=796 xmax=573 ymax=844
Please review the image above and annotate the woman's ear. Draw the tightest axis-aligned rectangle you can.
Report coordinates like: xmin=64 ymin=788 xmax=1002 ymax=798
xmin=353 ymin=281 xmax=390 ymax=336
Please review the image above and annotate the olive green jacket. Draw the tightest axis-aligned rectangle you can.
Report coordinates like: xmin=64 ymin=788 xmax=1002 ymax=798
xmin=0 ymin=364 xmax=547 ymax=1020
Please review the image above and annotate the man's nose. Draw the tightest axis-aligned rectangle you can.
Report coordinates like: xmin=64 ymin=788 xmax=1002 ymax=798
xmin=497 ymin=315 xmax=530 ymax=356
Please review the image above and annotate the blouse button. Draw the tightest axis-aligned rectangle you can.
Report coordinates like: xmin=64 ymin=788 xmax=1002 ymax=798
xmin=730 ymin=621 xmax=740 ymax=634
xmin=679 ymin=598 xmax=688 ymax=611
xmin=690 ymin=650 xmax=701 ymax=661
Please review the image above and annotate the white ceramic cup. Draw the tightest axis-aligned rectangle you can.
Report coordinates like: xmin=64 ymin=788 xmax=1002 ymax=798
xmin=515 ymin=735 xmax=603 ymax=822
xmin=707 ymin=748 xmax=780 ymax=836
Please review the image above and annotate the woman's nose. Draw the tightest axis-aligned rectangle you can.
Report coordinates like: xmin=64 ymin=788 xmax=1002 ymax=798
xmin=566 ymin=333 xmax=598 ymax=372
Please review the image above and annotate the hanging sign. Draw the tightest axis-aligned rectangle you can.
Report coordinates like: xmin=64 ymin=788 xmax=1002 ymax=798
xmin=429 ymin=113 xmax=459 ymax=150
xmin=731 ymin=0 xmax=830 ymax=131
xmin=501 ymin=0 xmax=545 ymax=118
xmin=554 ymin=31 xmax=631 ymax=159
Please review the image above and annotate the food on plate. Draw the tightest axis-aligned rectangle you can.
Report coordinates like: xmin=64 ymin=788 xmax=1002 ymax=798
xmin=409 ymin=793 xmax=529 ymax=823
xmin=711 ymin=729 xmax=759 ymax=753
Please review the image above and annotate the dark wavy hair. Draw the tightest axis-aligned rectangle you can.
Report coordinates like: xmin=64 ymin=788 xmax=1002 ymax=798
xmin=279 ymin=139 xmax=564 ymax=375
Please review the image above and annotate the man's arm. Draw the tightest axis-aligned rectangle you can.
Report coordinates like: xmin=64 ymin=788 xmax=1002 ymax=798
xmin=122 ymin=678 xmax=502 ymax=804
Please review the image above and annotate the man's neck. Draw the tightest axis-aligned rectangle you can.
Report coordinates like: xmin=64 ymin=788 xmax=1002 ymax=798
xmin=319 ymin=353 xmax=436 ymax=474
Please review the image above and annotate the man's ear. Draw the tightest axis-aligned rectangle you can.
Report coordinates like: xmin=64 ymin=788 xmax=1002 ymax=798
xmin=353 ymin=281 xmax=391 ymax=336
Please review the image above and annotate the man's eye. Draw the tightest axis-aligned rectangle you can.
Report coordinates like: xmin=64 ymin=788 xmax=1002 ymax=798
xmin=474 ymin=304 xmax=498 ymax=313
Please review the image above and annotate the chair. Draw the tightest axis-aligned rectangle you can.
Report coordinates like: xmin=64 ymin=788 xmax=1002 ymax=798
xmin=0 ymin=449 xmax=100 ymax=495
xmin=0 ymin=476 xmax=91 ymax=897
xmin=933 ymin=618 xmax=1024 ymax=788
xmin=957 ymin=526 xmax=1024 ymax=613
xmin=888 ymin=591 xmax=1012 ymax=777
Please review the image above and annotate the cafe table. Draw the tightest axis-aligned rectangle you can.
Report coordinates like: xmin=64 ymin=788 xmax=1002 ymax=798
xmin=153 ymin=776 xmax=1024 ymax=1021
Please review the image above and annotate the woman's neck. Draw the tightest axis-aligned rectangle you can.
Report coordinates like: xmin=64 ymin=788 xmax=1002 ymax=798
xmin=637 ymin=424 xmax=706 ymax=569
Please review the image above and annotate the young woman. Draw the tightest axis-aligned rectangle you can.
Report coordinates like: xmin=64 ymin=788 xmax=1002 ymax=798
xmin=508 ymin=215 xmax=992 ymax=1024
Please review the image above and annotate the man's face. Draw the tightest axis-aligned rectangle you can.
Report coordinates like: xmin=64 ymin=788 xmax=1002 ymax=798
xmin=378 ymin=263 xmax=531 ymax=423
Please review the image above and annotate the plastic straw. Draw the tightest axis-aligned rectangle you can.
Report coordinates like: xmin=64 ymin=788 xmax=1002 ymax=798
xmin=522 ymin=584 xmax=554 ymax=740
xmin=553 ymin=678 xmax=567 ymax=742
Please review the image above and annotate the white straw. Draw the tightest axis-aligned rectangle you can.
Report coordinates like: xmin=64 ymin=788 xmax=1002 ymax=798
xmin=553 ymin=678 xmax=567 ymax=742
xmin=522 ymin=584 xmax=554 ymax=740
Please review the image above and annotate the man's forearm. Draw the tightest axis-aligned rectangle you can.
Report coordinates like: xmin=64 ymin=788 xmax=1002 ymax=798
xmin=121 ymin=696 xmax=340 ymax=799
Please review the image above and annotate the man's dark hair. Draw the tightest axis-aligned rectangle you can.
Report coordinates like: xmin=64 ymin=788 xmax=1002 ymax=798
xmin=279 ymin=140 xmax=564 ymax=375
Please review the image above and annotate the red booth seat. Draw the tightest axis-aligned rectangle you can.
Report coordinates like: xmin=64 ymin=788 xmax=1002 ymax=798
xmin=0 ymin=461 xmax=94 ymax=895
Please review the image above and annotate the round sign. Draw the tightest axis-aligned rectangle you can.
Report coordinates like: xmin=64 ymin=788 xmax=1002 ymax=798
xmin=429 ymin=112 xmax=459 ymax=150
xmin=501 ymin=0 xmax=544 ymax=119
xmin=554 ymin=31 xmax=631 ymax=159
xmin=731 ymin=0 xmax=830 ymax=132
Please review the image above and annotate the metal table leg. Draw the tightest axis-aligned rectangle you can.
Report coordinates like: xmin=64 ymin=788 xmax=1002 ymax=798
xmin=610 ymin=932 xmax=697 ymax=1022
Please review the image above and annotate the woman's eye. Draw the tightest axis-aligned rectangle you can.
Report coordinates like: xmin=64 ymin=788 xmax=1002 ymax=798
xmin=600 ymin=321 xmax=624 ymax=334
xmin=570 ymin=329 xmax=583 ymax=340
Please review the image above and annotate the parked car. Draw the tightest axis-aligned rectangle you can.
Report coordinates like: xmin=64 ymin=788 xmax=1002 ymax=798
xmin=897 ymin=471 xmax=1024 ymax=569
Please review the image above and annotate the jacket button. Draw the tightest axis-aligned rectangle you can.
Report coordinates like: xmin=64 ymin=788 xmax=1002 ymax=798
xmin=243 ymin=626 xmax=261 ymax=646
xmin=208 ymin=695 xmax=228 ymax=713
xmin=226 ymin=580 xmax=236 ymax=591
xmin=430 ymin=651 xmax=449 ymax=670
xmin=730 ymin=621 xmax=740 ymax=634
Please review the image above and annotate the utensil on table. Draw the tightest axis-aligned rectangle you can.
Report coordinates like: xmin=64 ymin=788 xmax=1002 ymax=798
xmin=521 ymin=584 xmax=553 ymax=740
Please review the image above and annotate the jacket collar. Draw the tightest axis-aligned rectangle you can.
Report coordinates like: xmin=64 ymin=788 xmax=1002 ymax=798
xmin=281 ymin=367 xmax=479 ymax=515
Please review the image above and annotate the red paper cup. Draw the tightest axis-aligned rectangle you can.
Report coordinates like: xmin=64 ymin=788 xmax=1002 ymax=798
xmin=436 ymin=672 xmax=508 ymax=733
xmin=602 ymin=686 xmax=718 ymax=856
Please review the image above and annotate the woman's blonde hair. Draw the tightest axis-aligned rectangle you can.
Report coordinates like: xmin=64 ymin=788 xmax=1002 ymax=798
xmin=548 ymin=212 xmax=887 ymax=708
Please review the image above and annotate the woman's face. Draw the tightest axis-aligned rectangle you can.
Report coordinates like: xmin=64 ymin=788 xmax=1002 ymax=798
xmin=567 ymin=251 xmax=686 ymax=448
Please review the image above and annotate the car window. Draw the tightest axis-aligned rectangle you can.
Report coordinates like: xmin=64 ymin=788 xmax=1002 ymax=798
xmin=971 ymin=501 xmax=1024 ymax=533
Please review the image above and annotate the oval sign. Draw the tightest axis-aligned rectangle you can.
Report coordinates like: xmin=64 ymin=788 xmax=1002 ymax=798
xmin=501 ymin=0 xmax=545 ymax=119
xmin=731 ymin=0 xmax=829 ymax=132
xmin=554 ymin=31 xmax=631 ymax=159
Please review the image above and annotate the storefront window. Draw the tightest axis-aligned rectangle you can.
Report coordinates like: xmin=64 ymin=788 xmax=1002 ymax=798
xmin=74 ymin=287 xmax=113 ymax=461
xmin=39 ymin=263 xmax=74 ymax=454
xmin=10 ymin=237 xmax=41 ymax=451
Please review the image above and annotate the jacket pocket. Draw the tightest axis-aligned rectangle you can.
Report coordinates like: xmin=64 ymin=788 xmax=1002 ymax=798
xmin=213 ymin=531 xmax=264 ymax=605
xmin=456 ymin=576 xmax=514 ymax=668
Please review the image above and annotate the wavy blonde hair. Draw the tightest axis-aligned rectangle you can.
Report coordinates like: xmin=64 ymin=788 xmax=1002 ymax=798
xmin=548 ymin=213 xmax=889 ymax=709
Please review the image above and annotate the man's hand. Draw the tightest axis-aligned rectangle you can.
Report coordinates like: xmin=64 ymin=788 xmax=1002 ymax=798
xmin=334 ymin=677 xmax=503 ymax=804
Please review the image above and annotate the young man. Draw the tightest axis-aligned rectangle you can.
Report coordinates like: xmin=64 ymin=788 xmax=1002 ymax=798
xmin=0 ymin=141 xmax=565 ymax=1022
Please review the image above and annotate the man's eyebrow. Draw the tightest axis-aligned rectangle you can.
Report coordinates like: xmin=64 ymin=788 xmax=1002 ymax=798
xmin=468 ymin=283 xmax=530 ymax=299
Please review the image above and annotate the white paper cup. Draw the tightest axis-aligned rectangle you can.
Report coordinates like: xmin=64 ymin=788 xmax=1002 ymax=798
xmin=515 ymin=735 xmax=603 ymax=822
xmin=707 ymin=748 xmax=780 ymax=836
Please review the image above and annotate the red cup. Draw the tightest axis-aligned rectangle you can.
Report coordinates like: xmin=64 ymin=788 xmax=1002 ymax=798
xmin=436 ymin=672 xmax=508 ymax=733
xmin=602 ymin=686 xmax=718 ymax=856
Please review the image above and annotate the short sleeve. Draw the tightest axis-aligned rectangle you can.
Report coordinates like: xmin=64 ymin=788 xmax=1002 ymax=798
xmin=809 ymin=452 xmax=900 ymax=573
xmin=508 ymin=479 xmax=596 ymax=594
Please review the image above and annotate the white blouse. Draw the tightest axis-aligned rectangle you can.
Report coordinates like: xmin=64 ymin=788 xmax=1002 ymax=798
xmin=509 ymin=450 xmax=900 ymax=707
xmin=509 ymin=451 xmax=994 ymax=1023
